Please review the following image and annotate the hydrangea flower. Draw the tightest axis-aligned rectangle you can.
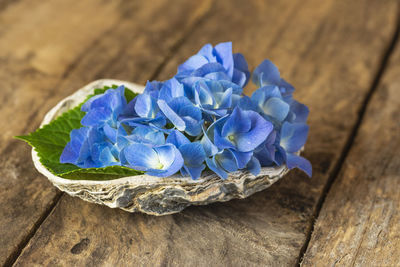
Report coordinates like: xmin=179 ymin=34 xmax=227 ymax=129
xmin=192 ymin=79 xmax=242 ymax=120
xmin=81 ymin=85 xmax=127 ymax=143
xmin=250 ymin=85 xmax=290 ymax=124
xmin=166 ymin=130 xmax=206 ymax=179
xmin=157 ymin=96 xmax=203 ymax=136
xmin=60 ymin=127 xmax=120 ymax=168
xmin=122 ymin=143 xmax=183 ymax=177
xmin=119 ymin=81 xmax=166 ymax=128
xmin=60 ymin=41 xmax=312 ymax=180
xmin=201 ymin=107 xmax=273 ymax=179
xmin=252 ymin=59 xmax=295 ymax=100
xmin=176 ymin=42 xmax=250 ymax=87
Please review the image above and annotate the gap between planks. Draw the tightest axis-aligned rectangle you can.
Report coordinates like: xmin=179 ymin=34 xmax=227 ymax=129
xmin=2 ymin=4 xmax=213 ymax=267
xmin=296 ymin=4 xmax=400 ymax=266
xmin=3 ymin=193 xmax=62 ymax=267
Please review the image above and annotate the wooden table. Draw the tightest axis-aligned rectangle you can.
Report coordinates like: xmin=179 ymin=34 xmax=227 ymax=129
xmin=1 ymin=0 xmax=399 ymax=266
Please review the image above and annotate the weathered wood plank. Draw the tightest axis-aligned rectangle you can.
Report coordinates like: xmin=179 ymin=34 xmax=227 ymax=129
xmin=0 ymin=0 xmax=212 ymax=265
xmin=11 ymin=0 xmax=399 ymax=266
xmin=301 ymin=28 xmax=400 ymax=266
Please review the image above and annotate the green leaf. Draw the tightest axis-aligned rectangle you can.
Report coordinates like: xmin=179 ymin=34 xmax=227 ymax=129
xmin=16 ymin=85 xmax=143 ymax=180
xmin=59 ymin=166 xmax=143 ymax=180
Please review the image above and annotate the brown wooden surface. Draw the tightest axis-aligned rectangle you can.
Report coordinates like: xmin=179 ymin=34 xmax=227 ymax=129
xmin=301 ymin=31 xmax=400 ymax=266
xmin=0 ymin=0 xmax=212 ymax=266
xmin=1 ymin=0 xmax=399 ymax=266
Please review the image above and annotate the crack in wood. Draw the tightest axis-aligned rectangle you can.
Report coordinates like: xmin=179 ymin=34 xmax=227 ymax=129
xmin=297 ymin=3 xmax=400 ymax=266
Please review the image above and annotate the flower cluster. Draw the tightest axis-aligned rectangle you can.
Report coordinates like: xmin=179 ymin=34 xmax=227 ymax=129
xmin=60 ymin=42 xmax=311 ymax=179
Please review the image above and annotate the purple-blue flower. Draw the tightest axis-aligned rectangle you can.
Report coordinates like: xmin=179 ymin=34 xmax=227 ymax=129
xmin=213 ymin=107 xmax=273 ymax=152
xmin=255 ymin=122 xmax=312 ymax=177
xmin=157 ymin=96 xmax=203 ymax=136
xmin=192 ymin=79 xmax=242 ymax=120
xmin=177 ymin=42 xmax=250 ymax=87
xmin=250 ymin=85 xmax=290 ymax=124
xmin=252 ymin=59 xmax=295 ymax=99
xmin=81 ymin=85 xmax=127 ymax=143
xmin=166 ymin=130 xmax=206 ymax=179
xmin=122 ymin=143 xmax=183 ymax=177
xmin=119 ymin=81 xmax=166 ymax=128
xmin=60 ymin=127 xmax=120 ymax=168
xmin=59 ymin=42 xmax=312 ymax=180
xmin=201 ymin=107 xmax=273 ymax=179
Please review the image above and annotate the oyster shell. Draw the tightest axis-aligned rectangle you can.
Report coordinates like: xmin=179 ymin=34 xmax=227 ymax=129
xmin=32 ymin=79 xmax=290 ymax=215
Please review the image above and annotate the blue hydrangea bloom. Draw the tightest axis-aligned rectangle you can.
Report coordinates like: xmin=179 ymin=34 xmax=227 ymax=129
xmin=117 ymin=125 xmax=165 ymax=149
xmin=192 ymin=79 xmax=242 ymax=120
xmin=200 ymin=107 xmax=272 ymax=179
xmin=122 ymin=143 xmax=183 ymax=177
xmin=166 ymin=130 xmax=206 ymax=179
xmin=177 ymin=42 xmax=250 ymax=87
xmin=60 ymin=42 xmax=312 ymax=180
xmin=258 ymin=122 xmax=311 ymax=177
xmin=80 ymin=85 xmax=127 ymax=143
xmin=213 ymin=107 xmax=273 ymax=152
xmin=60 ymin=127 xmax=120 ymax=168
xmin=278 ymin=122 xmax=311 ymax=175
xmin=157 ymin=96 xmax=203 ymax=136
xmin=251 ymin=85 xmax=290 ymax=124
xmin=119 ymin=81 xmax=166 ymax=128
xmin=252 ymin=59 xmax=295 ymax=99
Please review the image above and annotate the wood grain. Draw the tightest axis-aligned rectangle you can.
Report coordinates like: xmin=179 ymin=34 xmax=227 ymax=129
xmin=11 ymin=0 xmax=399 ymax=266
xmin=301 ymin=29 xmax=400 ymax=267
xmin=0 ymin=0 xmax=212 ymax=265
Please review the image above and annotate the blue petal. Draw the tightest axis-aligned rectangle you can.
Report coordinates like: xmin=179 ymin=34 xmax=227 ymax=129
xmin=182 ymin=165 xmax=205 ymax=180
xmin=235 ymin=111 xmax=273 ymax=152
xmin=99 ymin=146 xmax=119 ymax=166
xmin=134 ymin=94 xmax=156 ymax=118
xmin=179 ymin=142 xmax=206 ymax=167
xmin=150 ymin=144 xmax=184 ymax=177
xmin=231 ymin=150 xmax=252 ymax=169
xmin=206 ymin=157 xmax=228 ymax=179
xmin=60 ymin=127 xmax=89 ymax=164
xmin=192 ymin=63 xmax=227 ymax=78
xmin=280 ymin=122 xmax=309 ymax=153
xmin=286 ymin=153 xmax=312 ymax=177
xmin=247 ymin=156 xmax=261 ymax=175
xmin=218 ymin=87 xmax=232 ymax=109
xmin=214 ymin=42 xmax=234 ymax=77
xmin=182 ymin=116 xmax=202 ymax=136
xmin=166 ymin=130 xmax=190 ymax=147
xmin=215 ymin=150 xmax=238 ymax=172
xmin=203 ymin=71 xmax=231 ymax=82
xmin=123 ymin=143 xmax=160 ymax=170
xmin=177 ymin=54 xmax=209 ymax=74
xmin=81 ymin=107 xmax=112 ymax=126
xmin=127 ymin=126 xmax=165 ymax=145
xmin=200 ymin=126 xmax=219 ymax=157
xmin=221 ymin=107 xmax=251 ymax=136
xmin=274 ymin=145 xmax=287 ymax=166
xmin=198 ymin=43 xmax=214 ymax=60
xmin=279 ymin=78 xmax=295 ymax=96
xmin=103 ymin=123 xmax=117 ymax=143
xmin=290 ymin=100 xmax=309 ymax=123
xmin=232 ymin=53 xmax=250 ymax=86
xmin=238 ymin=95 xmax=257 ymax=111
xmin=252 ymin=59 xmax=281 ymax=87
xmin=219 ymin=80 xmax=243 ymax=95
xmin=158 ymin=78 xmax=184 ymax=102
xmin=143 ymin=80 xmax=163 ymax=98
xmin=261 ymin=97 xmax=290 ymax=122
xmin=157 ymin=99 xmax=186 ymax=131
xmin=251 ymin=86 xmax=282 ymax=107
